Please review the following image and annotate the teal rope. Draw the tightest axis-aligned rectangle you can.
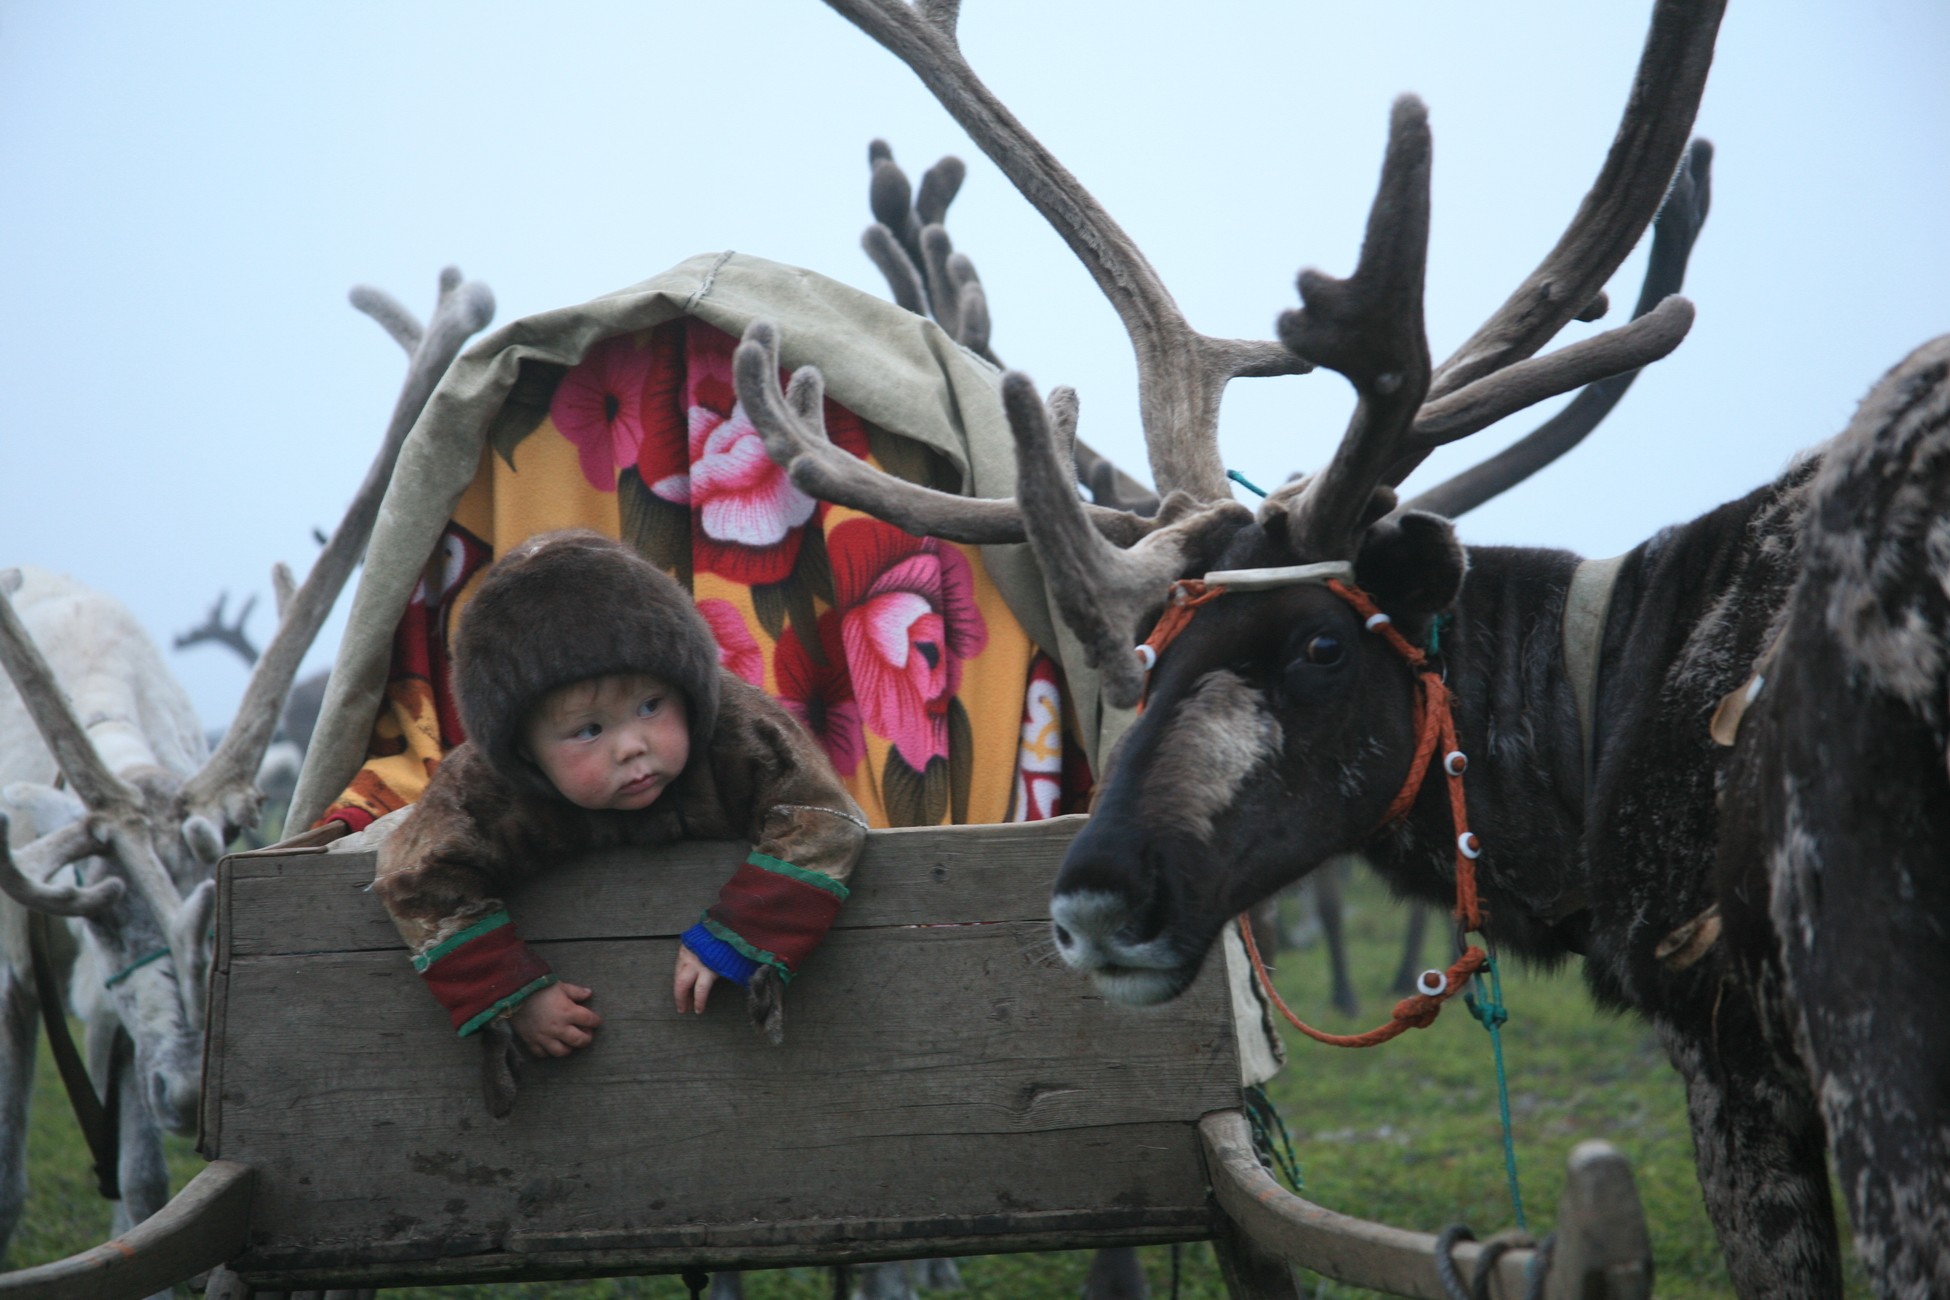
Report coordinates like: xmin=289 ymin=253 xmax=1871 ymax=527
xmin=1243 ymin=1083 xmax=1305 ymax=1192
xmin=104 ymin=947 xmax=170 ymax=988
xmin=1227 ymin=469 xmax=1269 ymax=498
xmin=1464 ymin=951 xmax=1527 ymax=1232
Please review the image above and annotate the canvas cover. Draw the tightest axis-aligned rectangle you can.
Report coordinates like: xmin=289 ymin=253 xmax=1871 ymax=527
xmin=289 ymin=253 xmax=1128 ymax=834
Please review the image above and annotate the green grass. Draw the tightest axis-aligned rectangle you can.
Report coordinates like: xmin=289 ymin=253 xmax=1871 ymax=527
xmin=14 ymin=874 xmax=1867 ymax=1298
xmin=1255 ymin=869 xmax=1869 ymax=1299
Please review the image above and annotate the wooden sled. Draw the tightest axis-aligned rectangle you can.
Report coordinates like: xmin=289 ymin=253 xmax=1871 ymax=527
xmin=2 ymin=819 xmax=1654 ymax=1300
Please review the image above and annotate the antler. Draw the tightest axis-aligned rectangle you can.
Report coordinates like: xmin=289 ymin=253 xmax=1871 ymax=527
xmin=862 ymin=141 xmax=998 ymax=363
xmin=1427 ymin=0 xmax=1723 ymax=401
xmin=858 ymin=139 xmax=1165 ymax=518
xmin=1000 ymin=372 xmax=1252 ymax=709
xmin=173 ymin=592 xmax=260 ymax=666
xmin=735 ymin=321 xmax=1159 ymax=548
xmin=1407 ymin=138 xmax=1714 ymax=518
xmin=0 ymin=813 xmax=122 ymax=919
xmin=825 ymin=0 xmax=1309 ymax=502
xmin=1278 ymin=0 xmax=1723 ymax=554
xmin=178 ymin=267 xmax=494 ymax=831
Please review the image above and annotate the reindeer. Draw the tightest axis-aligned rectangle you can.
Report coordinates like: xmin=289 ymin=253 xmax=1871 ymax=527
xmin=725 ymin=0 xmax=1945 ymax=1295
xmin=0 ymin=268 xmax=492 ymax=1269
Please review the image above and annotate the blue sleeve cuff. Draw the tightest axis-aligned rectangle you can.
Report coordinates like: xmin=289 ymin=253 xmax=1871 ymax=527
xmin=682 ymin=922 xmax=759 ymax=987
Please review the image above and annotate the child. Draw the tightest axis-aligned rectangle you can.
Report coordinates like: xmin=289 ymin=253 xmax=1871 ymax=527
xmin=373 ymin=530 xmax=867 ymax=1056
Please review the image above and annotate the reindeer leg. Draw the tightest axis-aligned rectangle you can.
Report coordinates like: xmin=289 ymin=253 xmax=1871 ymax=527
xmin=851 ymin=1260 xmax=918 ymax=1300
xmin=1656 ymin=992 xmax=1841 ymax=1300
xmin=0 ymin=961 xmax=36 ymax=1262
xmin=1310 ymin=870 xmax=1356 ymax=1017
xmin=1081 ymin=1247 xmax=1147 ymax=1300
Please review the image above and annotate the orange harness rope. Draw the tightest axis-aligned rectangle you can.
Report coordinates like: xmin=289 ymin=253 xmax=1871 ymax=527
xmin=1136 ymin=574 xmax=1487 ymax=1047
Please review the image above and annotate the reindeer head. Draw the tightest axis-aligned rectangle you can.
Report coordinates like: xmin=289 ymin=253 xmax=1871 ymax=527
xmin=746 ymin=0 xmax=1719 ymax=1001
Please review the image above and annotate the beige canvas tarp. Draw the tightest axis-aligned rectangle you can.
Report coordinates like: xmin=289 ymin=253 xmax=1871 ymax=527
xmin=289 ymin=251 xmax=1129 ymax=832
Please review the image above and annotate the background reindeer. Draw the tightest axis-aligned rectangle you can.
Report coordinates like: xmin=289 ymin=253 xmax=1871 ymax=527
xmin=735 ymin=0 xmax=1949 ymax=1295
xmin=0 ymin=269 xmax=491 ymax=1271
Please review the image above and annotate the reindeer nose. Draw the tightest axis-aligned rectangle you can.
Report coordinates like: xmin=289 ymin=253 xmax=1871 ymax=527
xmin=152 ymin=1072 xmax=199 ymax=1134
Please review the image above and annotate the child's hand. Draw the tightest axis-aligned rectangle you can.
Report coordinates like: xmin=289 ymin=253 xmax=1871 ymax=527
xmin=674 ymin=944 xmax=718 ymax=1014
xmin=509 ymin=981 xmax=601 ymax=1057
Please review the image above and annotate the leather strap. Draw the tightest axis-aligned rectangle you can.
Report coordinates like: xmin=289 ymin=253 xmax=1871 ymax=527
xmin=27 ymin=911 xmax=120 ymax=1198
xmin=1561 ymin=554 xmax=1627 ymax=789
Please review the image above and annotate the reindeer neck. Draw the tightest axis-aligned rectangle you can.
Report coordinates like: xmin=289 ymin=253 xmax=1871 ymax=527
xmin=1372 ymin=463 xmax=1819 ymax=967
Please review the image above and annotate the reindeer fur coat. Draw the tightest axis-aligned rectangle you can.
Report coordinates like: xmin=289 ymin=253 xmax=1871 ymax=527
xmin=373 ymin=531 xmax=865 ymax=1041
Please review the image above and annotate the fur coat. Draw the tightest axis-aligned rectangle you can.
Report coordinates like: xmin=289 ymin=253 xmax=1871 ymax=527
xmin=371 ymin=531 xmax=865 ymax=1041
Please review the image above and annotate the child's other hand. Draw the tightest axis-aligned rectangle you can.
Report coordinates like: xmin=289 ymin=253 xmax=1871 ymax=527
xmin=509 ymin=981 xmax=601 ymax=1057
xmin=674 ymin=944 xmax=718 ymax=1014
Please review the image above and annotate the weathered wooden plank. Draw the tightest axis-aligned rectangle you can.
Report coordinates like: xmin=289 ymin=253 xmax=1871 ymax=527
xmin=212 ymin=908 xmax=1237 ymax=1276
xmin=1542 ymin=1141 xmax=1651 ymax=1300
xmin=0 ymin=1162 xmax=254 ymax=1300
xmin=234 ymin=1212 xmax=1214 ymax=1291
xmin=226 ymin=817 xmax=1089 ymax=957
xmin=1200 ymin=1110 xmax=1540 ymax=1300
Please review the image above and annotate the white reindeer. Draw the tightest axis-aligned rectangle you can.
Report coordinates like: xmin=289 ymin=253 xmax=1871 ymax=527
xmin=0 ymin=267 xmax=493 ymax=1270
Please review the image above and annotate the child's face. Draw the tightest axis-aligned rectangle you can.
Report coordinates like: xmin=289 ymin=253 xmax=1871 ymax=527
xmin=523 ymin=673 xmax=690 ymax=811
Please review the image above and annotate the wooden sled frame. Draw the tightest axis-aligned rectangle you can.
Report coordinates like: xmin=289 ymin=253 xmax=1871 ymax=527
xmin=4 ymin=820 xmax=1655 ymax=1300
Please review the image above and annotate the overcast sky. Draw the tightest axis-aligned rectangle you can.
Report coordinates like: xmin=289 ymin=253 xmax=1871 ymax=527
xmin=1 ymin=0 xmax=1944 ymax=732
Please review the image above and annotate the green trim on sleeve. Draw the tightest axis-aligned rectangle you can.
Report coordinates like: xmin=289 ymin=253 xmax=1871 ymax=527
xmin=697 ymin=912 xmax=794 ymax=984
xmin=456 ymin=974 xmax=557 ymax=1038
xmin=414 ymin=910 xmax=513 ymax=972
xmin=747 ymin=851 xmax=850 ymax=901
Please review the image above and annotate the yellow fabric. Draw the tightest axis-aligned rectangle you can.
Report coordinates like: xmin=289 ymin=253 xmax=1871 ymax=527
xmin=327 ymin=326 xmax=1037 ymax=831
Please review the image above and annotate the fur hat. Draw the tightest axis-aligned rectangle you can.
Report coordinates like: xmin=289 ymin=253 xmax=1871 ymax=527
xmin=453 ymin=530 xmax=721 ymax=799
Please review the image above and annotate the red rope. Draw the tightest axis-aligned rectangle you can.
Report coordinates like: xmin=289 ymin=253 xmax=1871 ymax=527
xmin=1136 ymin=579 xmax=1228 ymax=712
xmin=1240 ymin=912 xmax=1487 ymax=1047
xmin=1127 ymin=571 xmax=1489 ymax=1047
xmin=1324 ymin=579 xmax=1482 ymax=932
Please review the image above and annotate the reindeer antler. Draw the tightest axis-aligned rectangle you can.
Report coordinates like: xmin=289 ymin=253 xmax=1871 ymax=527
xmin=178 ymin=267 xmax=495 ymax=832
xmin=736 ymin=321 xmax=1156 ymax=548
xmin=1407 ymin=137 xmax=1715 ymax=518
xmin=1276 ymin=0 xmax=1723 ymax=554
xmin=173 ymin=592 xmax=260 ymax=666
xmin=0 ymin=814 xmax=121 ymax=919
xmin=826 ymin=0 xmax=1309 ymax=501
xmin=862 ymin=142 xmax=998 ymax=363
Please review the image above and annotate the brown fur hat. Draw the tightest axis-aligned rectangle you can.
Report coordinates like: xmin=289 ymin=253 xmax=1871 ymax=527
xmin=453 ymin=530 xmax=721 ymax=799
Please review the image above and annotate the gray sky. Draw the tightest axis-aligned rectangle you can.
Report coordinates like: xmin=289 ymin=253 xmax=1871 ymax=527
xmin=2 ymin=0 xmax=1944 ymax=732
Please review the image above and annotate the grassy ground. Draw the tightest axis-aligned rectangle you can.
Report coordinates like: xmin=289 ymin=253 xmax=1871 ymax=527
xmin=14 ymin=872 xmax=1866 ymax=1298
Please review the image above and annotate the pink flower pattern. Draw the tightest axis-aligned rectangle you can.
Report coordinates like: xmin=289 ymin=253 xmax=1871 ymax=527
xmin=830 ymin=518 xmax=988 ymax=770
xmin=551 ymin=334 xmax=653 ymax=490
xmin=697 ymin=599 xmax=765 ymax=687
xmin=683 ymin=329 xmax=818 ymax=586
xmin=528 ymin=318 xmax=1065 ymax=825
xmin=775 ymin=611 xmax=865 ymax=777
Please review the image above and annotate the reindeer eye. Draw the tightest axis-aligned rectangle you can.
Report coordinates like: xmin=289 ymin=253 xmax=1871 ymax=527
xmin=1303 ymin=634 xmax=1344 ymax=665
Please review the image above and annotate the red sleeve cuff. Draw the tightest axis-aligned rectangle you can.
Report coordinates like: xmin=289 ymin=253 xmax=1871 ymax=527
xmin=316 ymin=806 xmax=376 ymax=834
xmin=701 ymin=852 xmax=849 ymax=983
xmin=412 ymin=912 xmax=555 ymax=1036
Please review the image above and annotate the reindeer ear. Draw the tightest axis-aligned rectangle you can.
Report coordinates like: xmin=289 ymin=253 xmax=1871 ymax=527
xmin=1353 ymin=510 xmax=1466 ymax=617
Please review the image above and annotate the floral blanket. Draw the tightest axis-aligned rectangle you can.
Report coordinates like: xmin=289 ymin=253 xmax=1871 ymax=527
xmin=324 ymin=317 xmax=1088 ymax=832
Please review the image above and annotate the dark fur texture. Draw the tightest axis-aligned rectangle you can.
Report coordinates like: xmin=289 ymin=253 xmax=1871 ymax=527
xmin=1048 ymin=440 xmax=1904 ymax=1296
xmin=377 ymin=672 xmax=866 ymax=1045
xmin=1717 ymin=337 xmax=1950 ymax=1299
xmin=454 ymin=530 xmax=723 ymax=799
